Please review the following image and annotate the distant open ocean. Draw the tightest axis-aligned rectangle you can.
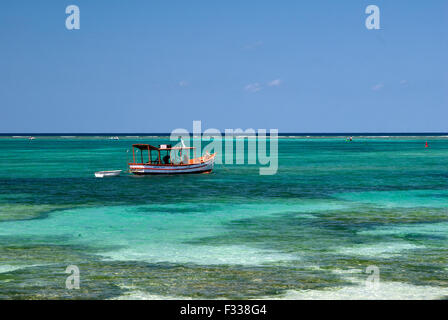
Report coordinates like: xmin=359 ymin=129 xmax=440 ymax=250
xmin=0 ymin=134 xmax=447 ymax=299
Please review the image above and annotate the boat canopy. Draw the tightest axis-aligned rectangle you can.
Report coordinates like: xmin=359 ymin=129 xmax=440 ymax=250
xmin=130 ymin=144 xmax=197 ymax=165
xmin=132 ymin=144 xmax=195 ymax=151
xmin=132 ymin=144 xmax=161 ymax=151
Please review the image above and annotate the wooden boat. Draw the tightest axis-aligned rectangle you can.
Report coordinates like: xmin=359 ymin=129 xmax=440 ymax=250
xmin=95 ymin=170 xmax=122 ymax=178
xmin=128 ymin=143 xmax=216 ymax=175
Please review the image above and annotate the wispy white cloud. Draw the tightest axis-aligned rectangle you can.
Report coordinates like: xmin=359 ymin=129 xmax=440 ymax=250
xmin=244 ymin=79 xmax=282 ymax=92
xmin=244 ymin=83 xmax=262 ymax=93
xmin=267 ymin=79 xmax=282 ymax=87
xmin=243 ymin=41 xmax=263 ymax=50
xmin=400 ymin=80 xmax=408 ymax=86
xmin=372 ymin=83 xmax=384 ymax=91
xmin=179 ymin=80 xmax=189 ymax=87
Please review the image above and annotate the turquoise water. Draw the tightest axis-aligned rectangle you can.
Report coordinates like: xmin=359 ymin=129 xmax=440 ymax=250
xmin=0 ymin=136 xmax=447 ymax=299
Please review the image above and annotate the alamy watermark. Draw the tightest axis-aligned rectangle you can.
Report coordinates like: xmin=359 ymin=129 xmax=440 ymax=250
xmin=66 ymin=5 xmax=380 ymax=31
xmin=365 ymin=5 xmax=380 ymax=30
xmin=65 ymin=265 xmax=80 ymax=289
xmin=168 ymin=121 xmax=278 ymax=175
xmin=365 ymin=265 xmax=380 ymax=290
xmin=66 ymin=5 xmax=80 ymax=30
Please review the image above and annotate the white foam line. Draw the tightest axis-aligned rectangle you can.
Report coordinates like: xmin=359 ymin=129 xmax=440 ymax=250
xmin=0 ymin=263 xmax=52 ymax=274
xmin=264 ymin=281 xmax=448 ymax=300
xmin=338 ymin=242 xmax=426 ymax=258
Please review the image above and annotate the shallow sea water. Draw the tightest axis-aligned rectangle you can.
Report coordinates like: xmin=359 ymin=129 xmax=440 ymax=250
xmin=0 ymin=136 xmax=447 ymax=299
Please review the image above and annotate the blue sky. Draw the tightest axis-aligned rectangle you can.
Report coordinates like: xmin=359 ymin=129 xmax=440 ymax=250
xmin=0 ymin=0 xmax=447 ymax=133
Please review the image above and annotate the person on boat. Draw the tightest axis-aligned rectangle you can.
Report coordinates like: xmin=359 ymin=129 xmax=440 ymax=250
xmin=163 ymin=154 xmax=170 ymax=164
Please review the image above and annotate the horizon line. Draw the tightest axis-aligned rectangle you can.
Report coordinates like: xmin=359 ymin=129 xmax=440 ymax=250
xmin=1 ymin=132 xmax=448 ymax=136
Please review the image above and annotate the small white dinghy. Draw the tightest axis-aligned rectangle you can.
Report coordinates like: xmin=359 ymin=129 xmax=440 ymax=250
xmin=94 ymin=170 xmax=122 ymax=178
